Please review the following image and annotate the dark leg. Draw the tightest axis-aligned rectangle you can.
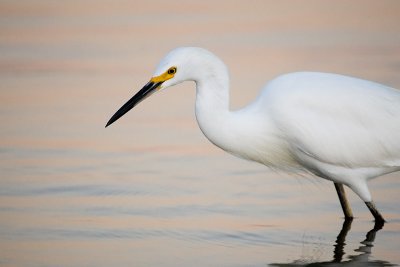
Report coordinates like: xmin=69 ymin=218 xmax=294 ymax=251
xmin=365 ymin=201 xmax=385 ymax=225
xmin=334 ymin=182 xmax=353 ymax=220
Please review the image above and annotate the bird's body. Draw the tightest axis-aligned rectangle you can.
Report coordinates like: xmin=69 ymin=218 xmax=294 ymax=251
xmin=197 ymin=71 xmax=400 ymax=201
xmin=107 ymin=47 xmax=400 ymax=223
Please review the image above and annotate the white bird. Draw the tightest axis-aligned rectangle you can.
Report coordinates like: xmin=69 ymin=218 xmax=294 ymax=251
xmin=106 ymin=47 xmax=400 ymax=224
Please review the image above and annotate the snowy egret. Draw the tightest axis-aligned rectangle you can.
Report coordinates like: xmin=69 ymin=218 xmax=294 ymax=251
xmin=106 ymin=47 xmax=400 ymax=223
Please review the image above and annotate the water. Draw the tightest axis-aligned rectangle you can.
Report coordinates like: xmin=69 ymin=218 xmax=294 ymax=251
xmin=1 ymin=1 xmax=400 ymax=266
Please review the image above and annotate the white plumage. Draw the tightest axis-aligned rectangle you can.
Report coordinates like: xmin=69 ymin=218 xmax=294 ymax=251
xmin=107 ymin=47 xmax=400 ymax=223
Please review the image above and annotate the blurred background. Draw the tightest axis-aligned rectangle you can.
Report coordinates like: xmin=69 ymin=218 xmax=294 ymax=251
xmin=1 ymin=1 xmax=400 ymax=266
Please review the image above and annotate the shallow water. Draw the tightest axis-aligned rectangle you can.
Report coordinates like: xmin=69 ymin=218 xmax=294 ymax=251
xmin=1 ymin=1 xmax=400 ymax=266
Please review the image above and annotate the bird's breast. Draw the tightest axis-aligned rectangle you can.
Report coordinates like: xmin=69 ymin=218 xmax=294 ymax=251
xmin=195 ymin=106 xmax=300 ymax=170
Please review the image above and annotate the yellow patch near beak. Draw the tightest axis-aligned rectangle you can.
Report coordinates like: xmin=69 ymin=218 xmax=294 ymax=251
xmin=150 ymin=66 xmax=177 ymax=84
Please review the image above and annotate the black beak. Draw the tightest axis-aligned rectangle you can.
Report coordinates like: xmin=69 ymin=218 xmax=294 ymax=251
xmin=105 ymin=81 xmax=162 ymax=127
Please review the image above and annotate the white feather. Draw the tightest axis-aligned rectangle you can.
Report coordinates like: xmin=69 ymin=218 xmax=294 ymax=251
xmin=111 ymin=46 xmax=400 ymax=212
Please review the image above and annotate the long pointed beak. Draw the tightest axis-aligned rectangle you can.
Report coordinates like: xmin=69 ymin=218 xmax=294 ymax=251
xmin=105 ymin=81 xmax=162 ymax=127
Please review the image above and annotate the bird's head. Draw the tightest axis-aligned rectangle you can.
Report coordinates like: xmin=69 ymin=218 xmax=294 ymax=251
xmin=106 ymin=47 xmax=215 ymax=127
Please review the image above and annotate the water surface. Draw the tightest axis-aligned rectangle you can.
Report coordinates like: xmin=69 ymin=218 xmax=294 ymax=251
xmin=1 ymin=1 xmax=400 ymax=266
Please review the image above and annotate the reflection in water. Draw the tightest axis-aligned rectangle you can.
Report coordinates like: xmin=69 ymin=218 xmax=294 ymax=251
xmin=270 ymin=220 xmax=395 ymax=266
xmin=1 ymin=1 xmax=400 ymax=266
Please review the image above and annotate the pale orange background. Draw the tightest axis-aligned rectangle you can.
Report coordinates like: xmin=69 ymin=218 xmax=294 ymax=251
xmin=0 ymin=1 xmax=400 ymax=266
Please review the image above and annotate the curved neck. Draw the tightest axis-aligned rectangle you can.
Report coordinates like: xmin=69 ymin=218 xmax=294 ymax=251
xmin=195 ymin=76 xmax=230 ymax=113
xmin=194 ymin=69 xmax=249 ymax=158
xmin=193 ymin=65 xmax=285 ymax=167
xmin=187 ymin=48 xmax=292 ymax=168
xmin=194 ymin=66 xmax=231 ymax=141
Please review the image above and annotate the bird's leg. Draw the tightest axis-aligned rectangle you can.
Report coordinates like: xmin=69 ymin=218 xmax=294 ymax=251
xmin=334 ymin=182 xmax=354 ymax=220
xmin=365 ymin=201 xmax=385 ymax=225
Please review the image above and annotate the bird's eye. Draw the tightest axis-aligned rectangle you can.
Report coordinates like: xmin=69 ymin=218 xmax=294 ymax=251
xmin=167 ymin=67 xmax=177 ymax=75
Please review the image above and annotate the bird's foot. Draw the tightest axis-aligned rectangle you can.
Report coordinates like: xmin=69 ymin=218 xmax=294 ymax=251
xmin=365 ymin=201 xmax=386 ymax=227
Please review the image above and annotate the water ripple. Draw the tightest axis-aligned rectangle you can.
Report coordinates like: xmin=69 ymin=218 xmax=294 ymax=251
xmin=0 ymin=226 xmax=288 ymax=247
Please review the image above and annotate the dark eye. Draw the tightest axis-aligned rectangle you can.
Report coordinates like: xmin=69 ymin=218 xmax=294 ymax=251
xmin=167 ymin=67 xmax=177 ymax=75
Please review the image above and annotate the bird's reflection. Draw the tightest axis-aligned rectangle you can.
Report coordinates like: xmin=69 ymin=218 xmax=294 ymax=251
xmin=332 ymin=219 xmax=354 ymax=263
xmin=270 ymin=220 xmax=394 ymax=266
